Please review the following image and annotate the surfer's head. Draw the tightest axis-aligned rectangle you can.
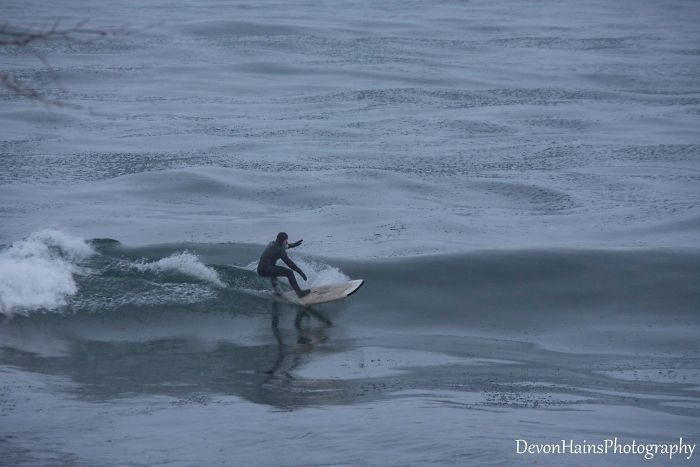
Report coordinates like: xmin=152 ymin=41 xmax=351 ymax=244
xmin=276 ymin=231 xmax=289 ymax=247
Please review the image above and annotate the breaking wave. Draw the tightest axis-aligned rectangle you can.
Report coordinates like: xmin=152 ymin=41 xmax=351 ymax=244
xmin=2 ymin=230 xmax=697 ymax=325
xmin=130 ymin=251 xmax=225 ymax=287
xmin=0 ymin=230 xmax=94 ymax=316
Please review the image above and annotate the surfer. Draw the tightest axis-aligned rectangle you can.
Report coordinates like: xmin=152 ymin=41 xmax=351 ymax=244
xmin=257 ymin=232 xmax=311 ymax=298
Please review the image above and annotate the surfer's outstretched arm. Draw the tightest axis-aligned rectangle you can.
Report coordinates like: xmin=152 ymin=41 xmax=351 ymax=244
xmin=282 ymin=254 xmax=307 ymax=281
xmin=288 ymin=239 xmax=303 ymax=249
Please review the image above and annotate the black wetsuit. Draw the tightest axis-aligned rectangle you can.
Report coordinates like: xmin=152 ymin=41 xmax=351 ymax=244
xmin=257 ymin=240 xmax=304 ymax=293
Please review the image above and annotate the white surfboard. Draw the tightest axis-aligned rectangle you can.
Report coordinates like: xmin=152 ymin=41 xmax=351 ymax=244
xmin=279 ymin=279 xmax=364 ymax=306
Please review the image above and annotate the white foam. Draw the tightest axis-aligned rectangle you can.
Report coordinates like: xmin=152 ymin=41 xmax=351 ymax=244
xmin=295 ymin=258 xmax=350 ymax=288
xmin=0 ymin=229 xmax=94 ymax=316
xmin=132 ymin=252 xmax=224 ymax=287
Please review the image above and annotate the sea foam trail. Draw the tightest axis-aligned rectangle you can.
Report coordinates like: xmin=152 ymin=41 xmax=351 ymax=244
xmin=0 ymin=230 xmax=94 ymax=316
xmin=131 ymin=252 xmax=224 ymax=287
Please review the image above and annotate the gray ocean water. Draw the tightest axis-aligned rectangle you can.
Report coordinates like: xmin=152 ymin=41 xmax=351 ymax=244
xmin=1 ymin=0 xmax=699 ymax=253
xmin=2 ymin=0 xmax=700 ymax=465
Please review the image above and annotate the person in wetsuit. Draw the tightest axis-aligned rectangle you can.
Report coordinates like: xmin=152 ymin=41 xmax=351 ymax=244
xmin=257 ymin=232 xmax=311 ymax=298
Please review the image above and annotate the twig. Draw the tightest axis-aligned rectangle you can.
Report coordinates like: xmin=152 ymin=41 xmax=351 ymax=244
xmin=0 ymin=23 xmax=108 ymax=47
xmin=0 ymin=20 xmax=113 ymax=107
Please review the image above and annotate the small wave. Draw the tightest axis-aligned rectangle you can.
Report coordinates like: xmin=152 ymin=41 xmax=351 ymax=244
xmin=131 ymin=252 xmax=224 ymax=287
xmin=0 ymin=230 xmax=95 ymax=316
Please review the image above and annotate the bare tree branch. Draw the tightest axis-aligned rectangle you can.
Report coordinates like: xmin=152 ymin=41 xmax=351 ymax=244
xmin=0 ymin=20 xmax=113 ymax=107
xmin=0 ymin=22 xmax=108 ymax=47
xmin=0 ymin=71 xmax=80 ymax=108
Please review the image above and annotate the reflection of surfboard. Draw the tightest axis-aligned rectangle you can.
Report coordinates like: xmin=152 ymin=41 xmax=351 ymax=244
xmin=279 ymin=280 xmax=364 ymax=306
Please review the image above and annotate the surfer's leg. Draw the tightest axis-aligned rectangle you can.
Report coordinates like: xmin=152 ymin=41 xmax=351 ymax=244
xmin=269 ymin=265 xmax=302 ymax=293
xmin=270 ymin=277 xmax=282 ymax=295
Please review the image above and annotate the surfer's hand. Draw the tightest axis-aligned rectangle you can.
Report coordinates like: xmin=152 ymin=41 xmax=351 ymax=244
xmin=289 ymin=239 xmax=303 ymax=248
xmin=299 ymin=271 xmax=307 ymax=281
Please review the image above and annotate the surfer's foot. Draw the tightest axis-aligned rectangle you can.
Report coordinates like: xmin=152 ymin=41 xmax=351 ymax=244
xmin=296 ymin=289 xmax=311 ymax=298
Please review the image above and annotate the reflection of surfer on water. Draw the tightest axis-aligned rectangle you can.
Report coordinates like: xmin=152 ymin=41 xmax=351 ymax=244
xmin=265 ymin=302 xmax=332 ymax=381
xmin=257 ymin=232 xmax=311 ymax=298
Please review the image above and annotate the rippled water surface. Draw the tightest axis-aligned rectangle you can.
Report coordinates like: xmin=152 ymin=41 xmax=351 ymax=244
xmin=2 ymin=0 xmax=699 ymax=255
xmin=1 ymin=0 xmax=700 ymax=465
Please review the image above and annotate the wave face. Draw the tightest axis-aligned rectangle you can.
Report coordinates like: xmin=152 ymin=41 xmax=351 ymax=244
xmin=0 ymin=231 xmax=352 ymax=317
xmin=2 ymin=231 xmax=697 ymax=331
xmin=2 ymin=230 xmax=697 ymax=378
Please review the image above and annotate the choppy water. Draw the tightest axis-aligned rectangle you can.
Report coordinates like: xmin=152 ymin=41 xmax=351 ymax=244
xmin=2 ymin=0 xmax=700 ymax=465
xmin=1 ymin=0 xmax=699 ymax=255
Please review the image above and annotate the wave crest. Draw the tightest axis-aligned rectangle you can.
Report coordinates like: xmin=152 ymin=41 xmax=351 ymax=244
xmin=131 ymin=251 xmax=224 ymax=287
xmin=0 ymin=230 xmax=95 ymax=316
